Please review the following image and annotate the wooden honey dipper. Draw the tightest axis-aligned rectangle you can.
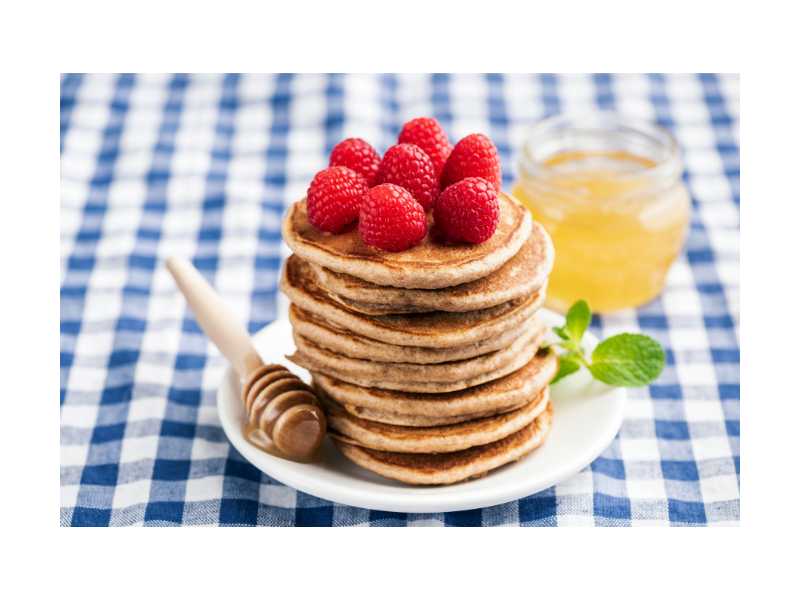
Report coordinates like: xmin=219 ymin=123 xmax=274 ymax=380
xmin=166 ymin=257 xmax=327 ymax=462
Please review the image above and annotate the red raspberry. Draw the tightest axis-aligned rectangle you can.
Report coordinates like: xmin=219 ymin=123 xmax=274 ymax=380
xmin=306 ymin=166 xmax=369 ymax=233
xmin=441 ymin=133 xmax=502 ymax=192
xmin=359 ymin=184 xmax=428 ymax=252
xmin=398 ymin=117 xmax=452 ymax=179
xmin=329 ymin=138 xmax=381 ymax=186
xmin=434 ymin=177 xmax=499 ymax=244
xmin=375 ymin=143 xmax=438 ymax=210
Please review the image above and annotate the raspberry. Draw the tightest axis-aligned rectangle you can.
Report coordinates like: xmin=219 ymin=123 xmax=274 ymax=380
xmin=434 ymin=177 xmax=499 ymax=244
xmin=440 ymin=133 xmax=502 ymax=192
xmin=375 ymin=143 xmax=438 ymax=210
xmin=359 ymin=184 xmax=428 ymax=252
xmin=398 ymin=117 xmax=452 ymax=179
xmin=306 ymin=166 xmax=369 ymax=233
xmin=329 ymin=138 xmax=381 ymax=186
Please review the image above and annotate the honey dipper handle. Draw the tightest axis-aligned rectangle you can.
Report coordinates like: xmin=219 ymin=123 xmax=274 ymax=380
xmin=166 ymin=257 xmax=263 ymax=378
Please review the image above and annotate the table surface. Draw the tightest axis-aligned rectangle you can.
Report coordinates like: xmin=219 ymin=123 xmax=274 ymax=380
xmin=60 ymin=73 xmax=740 ymax=526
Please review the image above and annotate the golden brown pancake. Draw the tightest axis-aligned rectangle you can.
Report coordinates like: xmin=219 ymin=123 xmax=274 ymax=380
xmin=334 ymin=403 xmax=553 ymax=485
xmin=282 ymin=192 xmax=532 ymax=289
xmin=280 ymin=254 xmax=544 ymax=348
xmin=324 ymin=295 xmax=439 ymax=315
xmin=290 ymin=319 xmax=543 ymax=385
xmin=310 ymin=221 xmax=554 ymax=314
xmin=288 ymin=321 xmax=545 ymax=393
xmin=289 ymin=304 xmax=538 ymax=364
xmin=325 ymin=387 xmax=549 ymax=454
xmin=333 ymin=404 xmax=530 ymax=427
xmin=312 ymin=347 xmax=558 ymax=426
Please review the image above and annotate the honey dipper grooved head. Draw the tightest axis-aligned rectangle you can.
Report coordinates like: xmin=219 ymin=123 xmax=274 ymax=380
xmin=242 ymin=364 xmax=326 ymax=462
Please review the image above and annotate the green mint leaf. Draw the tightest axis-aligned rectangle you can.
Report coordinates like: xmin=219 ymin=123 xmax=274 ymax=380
xmin=588 ymin=333 xmax=665 ymax=387
xmin=564 ymin=300 xmax=591 ymax=343
xmin=552 ymin=354 xmax=581 ymax=384
xmin=553 ymin=325 xmax=570 ymax=341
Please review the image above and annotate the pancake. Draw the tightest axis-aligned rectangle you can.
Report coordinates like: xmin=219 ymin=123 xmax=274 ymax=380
xmin=331 ymin=405 xmax=530 ymax=427
xmin=312 ymin=348 xmax=557 ymax=425
xmin=289 ymin=304 xmax=538 ymax=364
xmin=289 ymin=321 xmax=546 ymax=393
xmin=325 ymin=387 xmax=549 ymax=454
xmin=291 ymin=319 xmax=544 ymax=385
xmin=327 ymin=295 xmax=440 ymax=315
xmin=334 ymin=403 xmax=553 ymax=485
xmin=311 ymin=221 xmax=554 ymax=314
xmin=282 ymin=192 xmax=532 ymax=289
xmin=280 ymin=254 xmax=544 ymax=348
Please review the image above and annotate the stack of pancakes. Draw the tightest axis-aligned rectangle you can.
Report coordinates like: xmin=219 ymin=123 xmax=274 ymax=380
xmin=281 ymin=192 xmax=556 ymax=485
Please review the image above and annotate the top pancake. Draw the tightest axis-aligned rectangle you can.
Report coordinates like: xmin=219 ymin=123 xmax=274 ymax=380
xmin=309 ymin=221 xmax=554 ymax=314
xmin=282 ymin=192 xmax=532 ymax=289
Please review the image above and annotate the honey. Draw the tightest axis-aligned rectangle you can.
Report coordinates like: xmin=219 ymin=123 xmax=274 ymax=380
xmin=514 ymin=116 xmax=690 ymax=313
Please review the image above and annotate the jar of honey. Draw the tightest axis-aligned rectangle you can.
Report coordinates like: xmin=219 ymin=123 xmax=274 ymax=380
xmin=513 ymin=114 xmax=690 ymax=314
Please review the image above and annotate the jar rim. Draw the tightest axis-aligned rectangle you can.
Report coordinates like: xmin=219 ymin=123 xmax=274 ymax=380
xmin=520 ymin=112 xmax=682 ymax=183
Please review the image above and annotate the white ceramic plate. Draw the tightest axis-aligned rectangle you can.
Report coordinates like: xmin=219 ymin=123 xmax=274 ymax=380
xmin=217 ymin=308 xmax=625 ymax=513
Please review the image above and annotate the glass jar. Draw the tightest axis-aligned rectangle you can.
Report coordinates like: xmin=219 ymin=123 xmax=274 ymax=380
xmin=513 ymin=113 xmax=690 ymax=314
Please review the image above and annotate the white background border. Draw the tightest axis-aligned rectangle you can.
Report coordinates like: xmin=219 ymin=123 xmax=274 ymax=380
xmin=3 ymin=0 xmax=795 ymax=597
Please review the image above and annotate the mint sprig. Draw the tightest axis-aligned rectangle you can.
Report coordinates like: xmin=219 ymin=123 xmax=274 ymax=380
xmin=550 ymin=300 xmax=665 ymax=387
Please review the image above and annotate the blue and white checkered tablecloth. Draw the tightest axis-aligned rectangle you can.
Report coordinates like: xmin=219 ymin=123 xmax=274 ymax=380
xmin=60 ymin=73 xmax=739 ymax=526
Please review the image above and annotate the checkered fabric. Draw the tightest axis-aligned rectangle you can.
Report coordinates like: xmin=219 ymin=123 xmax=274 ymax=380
xmin=61 ymin=74 xmax=740 ymax=526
